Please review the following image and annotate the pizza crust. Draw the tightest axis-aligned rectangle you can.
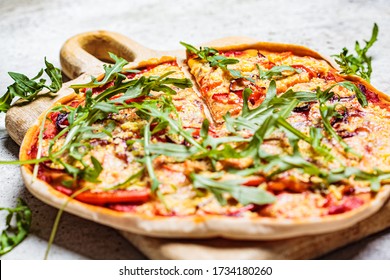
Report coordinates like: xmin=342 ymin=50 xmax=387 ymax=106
xmin=20 ymin=165 xmax=390 ymax=240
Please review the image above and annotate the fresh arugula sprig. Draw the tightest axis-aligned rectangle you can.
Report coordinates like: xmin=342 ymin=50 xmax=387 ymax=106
xmin=70 ymin=52 xmax=138 ymax=89
xmin=180 ymin=42 xmax=254 ymax=82
xmin=143 ymin=122 xmax=160 ymax=192
xmin=225 ymin=82 xmax=335 ymax=162
xmin=94 ymin=53 xmax=130 ymax=86
xmin=222 ymin=79 xmax=373 ymax=183
xmin=0 ymin=199 xmax=32 ymax=256
xmin=133 ymin=81 xmax=388 ymax=203
xmin=332 ymin=23 xmax=378 ymax=82
xmin=132 ymin=100 xmax=205 ymax=152
xmin=191 ymin=173 xmax=275 ymax=206
xmin=44 ymin=68 xmax=193 ymax=185
xmin=257 ymin=65 xmax=302 ymax=80
xmin=0 ymin=58 xmax=62 ymax=113
xmin=314 ymin=81 xmax=366 ymax=158
xmin=139 ymin=82 xmax=323 ymax=183
xmin=327 ymin=167 xmax=390 ymax=192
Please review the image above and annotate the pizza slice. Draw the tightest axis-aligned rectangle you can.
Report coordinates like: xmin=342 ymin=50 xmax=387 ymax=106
xmin=184 ymin=42 xmax=341 ymax=122
xmin=24 ymin=58 xmax=209 ymax=207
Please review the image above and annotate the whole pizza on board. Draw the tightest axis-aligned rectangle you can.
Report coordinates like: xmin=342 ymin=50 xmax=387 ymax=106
xmin=19 ymin=40 xmax=390 ymax=240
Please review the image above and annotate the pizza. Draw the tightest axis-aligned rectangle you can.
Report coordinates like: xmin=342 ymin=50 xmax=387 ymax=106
xmin=19 ymin=41 xmax=390 ymax=240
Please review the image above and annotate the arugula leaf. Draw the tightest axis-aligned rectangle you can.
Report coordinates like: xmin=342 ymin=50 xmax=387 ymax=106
xmin=258 ymin=65 xmax=302 ymax=80
xmin=191 ymin=173 xmax=275 ymax=206
xmin=180 ymin=41 xmax=237 ymax=70
xmin=148 ymin=142 xmax=197 ymax=159
xmin=180 ymin=41 xmax=254 ymax=82
xmin=179 ymin=41 xmax=200 ymax=54
xmin=265 ymin=151 xmax=325 ymax=179
xmin=71 ymin=53 xmax=129 ymax=89
xmin=44 ymin=58 xmax=63 ymax=92
xmin=338 ymin=81 xmax=368 ymax=107
xmin=0 ymin=199 xmax=32 ymax=256
xmin=41 ymin=68 xmax=194 ymax=186
xmin=143 ymin=123 xmax=160 ymax=192
xmin=332 ymin=23 xmax=378 ymax=81
xmin=96 ymin=53 xmax=129 ymax=85
xmin=80 ymin=156 xmax=103 ymax=183
xmin=0 ymin=58 xmax=63 ymax=113
xmin=132 ymin=102 xmax=205 ymax=152
xmin=316 ymin=87 xmax=361 ymax=158
xmin=327 ymin=167 xmax=390 ymax=192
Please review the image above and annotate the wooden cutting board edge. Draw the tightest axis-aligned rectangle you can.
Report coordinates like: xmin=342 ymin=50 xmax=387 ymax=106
xmin=6 ymin=30 xmax=390 ymax=259
xmin=121 ymin=200 xmax=390 ymax=260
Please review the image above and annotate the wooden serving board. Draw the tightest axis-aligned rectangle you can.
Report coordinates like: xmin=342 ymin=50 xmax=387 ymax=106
xmin=6 ymin=31 xmax=390 ymax=259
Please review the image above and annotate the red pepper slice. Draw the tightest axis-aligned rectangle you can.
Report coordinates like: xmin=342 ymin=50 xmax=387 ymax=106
xmin=243 ymin=176 xmax=266 ymax=186
xmin=249 ymin=88 xmax=265 ymax=105
xmin=91 ymin=81 xmax=115 ymax=95
xmin=212 ymin=93 xmax=229 ymax=102
xmin=221 ymin=50 xmax=244 ymax=57
xmin=291 ymin=64 xmax=315 ymax=79
xmin=43 ymin=122 xmax=58 ymax=139
xmin=75 ymin=189 xmax=151 ymax=205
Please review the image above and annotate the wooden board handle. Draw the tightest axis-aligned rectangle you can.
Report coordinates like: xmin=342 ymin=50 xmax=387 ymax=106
xmin=60 ymin=30 xmax=154 ymax=79
xmin=5 ymin=32 xmax=157 ymax=145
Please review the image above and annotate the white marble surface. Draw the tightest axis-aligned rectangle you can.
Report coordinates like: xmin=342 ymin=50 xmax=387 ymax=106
xmin=1 ymin=0 xmax=390 ymax=259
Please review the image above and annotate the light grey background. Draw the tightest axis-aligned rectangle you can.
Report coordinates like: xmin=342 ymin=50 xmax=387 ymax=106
xmin=1 ymin=0 xmax=390 ymax=259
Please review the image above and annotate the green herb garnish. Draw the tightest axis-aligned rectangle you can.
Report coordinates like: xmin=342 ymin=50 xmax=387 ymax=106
xmin=315 ymin=81 xmax=365 ymax=157
xmin=0 ymin=58 xmax=62 ymax=113
xmin=258 ymin=65 xmax=302 ymax=80
xmin=191 ymin=173 xmax=275 ymax=206
xmin=180 ymin=42 xmax=254 ymax=82
xmin=0 ymin=199 xmax=32 ymax=256
xmin=42 ymin=68 xmax=193 ymax=184
xmin=332 ymin=23 xmax=378 ymax=81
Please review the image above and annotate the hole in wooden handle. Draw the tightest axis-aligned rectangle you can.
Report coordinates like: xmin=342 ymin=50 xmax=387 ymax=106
xmin=80 ymin=34 xmax=136 ymax=63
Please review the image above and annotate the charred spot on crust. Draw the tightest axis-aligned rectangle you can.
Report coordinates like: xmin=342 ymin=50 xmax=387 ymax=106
xmin=257 ymin=52 xmax=266 ymax=59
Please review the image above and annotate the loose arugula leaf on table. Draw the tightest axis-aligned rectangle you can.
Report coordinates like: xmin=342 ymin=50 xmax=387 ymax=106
xmin=0 ymin=199 xmax=32 ymax=256
xmin=43 ymin=58 xmax=63 ymax=92
xmin=0 ymin=58 xmax=62 ymax=113
xmin=332 ymin=23 xmax=378 ymax=82
xmin=191 ymin=173 xmax=275 ymax=206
